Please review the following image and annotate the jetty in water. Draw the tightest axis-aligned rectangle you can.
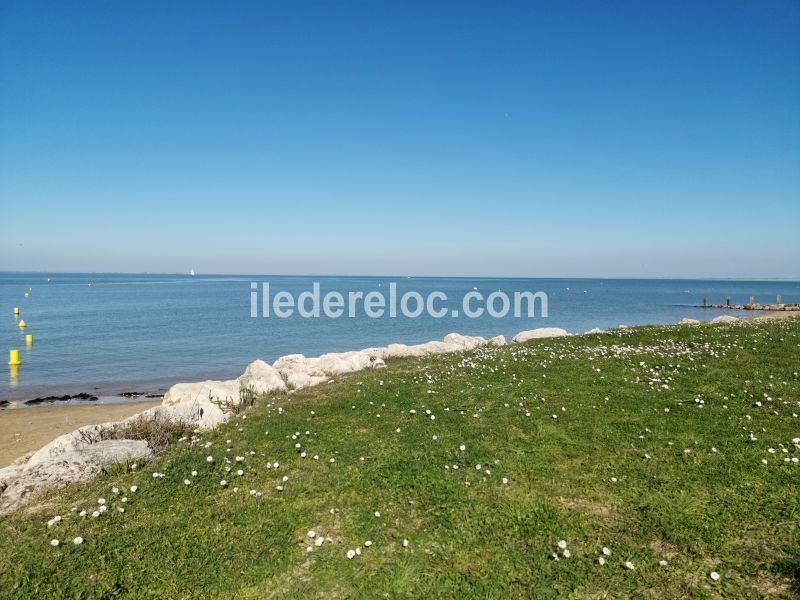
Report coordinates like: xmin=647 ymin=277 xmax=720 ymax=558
xmin=699 ymin=295 xmax=800 ymax=311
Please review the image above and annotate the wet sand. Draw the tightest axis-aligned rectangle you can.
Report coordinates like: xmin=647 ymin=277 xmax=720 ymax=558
xmin=0 ymin=400 xmax=159 ymax=468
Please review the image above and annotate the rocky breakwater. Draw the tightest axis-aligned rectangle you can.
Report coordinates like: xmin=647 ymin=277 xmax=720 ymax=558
xmin=0 ymin=329 xmax=573 ymax=513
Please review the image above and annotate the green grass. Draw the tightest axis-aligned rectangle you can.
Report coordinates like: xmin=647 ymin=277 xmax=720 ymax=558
xmin=2 ymin=320 xmax=799 ymax=598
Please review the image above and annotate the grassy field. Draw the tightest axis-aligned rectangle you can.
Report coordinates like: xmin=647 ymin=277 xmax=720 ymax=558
xmin=1 ymin=320 xmax=799 ymax=598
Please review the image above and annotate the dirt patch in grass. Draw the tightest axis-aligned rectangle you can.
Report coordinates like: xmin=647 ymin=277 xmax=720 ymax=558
xmin=559 ymin=496 xmax=619 ymax=520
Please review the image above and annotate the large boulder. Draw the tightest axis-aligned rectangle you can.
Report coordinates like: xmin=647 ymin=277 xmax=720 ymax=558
xmin=442 ymin=333 xmax=487 ymax=350
xmin=512 ymin=327 xmax=570 ymax=343
xmin=238 ymin=360 xmax=287 ymax=395
xmin=488 ymin=335 xmax=507 ymax=346
xmin=161 ymin=379 xmax=241 ymax=428
xmin=710 ymin=315 xmax=740 ymax=324
xmin=0 ymin=437 xmax=152 ymax=515
xmin=273 ymin=351 xmax=384 ymax=389
xmin=317 ymin=351 xmax=381 ymax=375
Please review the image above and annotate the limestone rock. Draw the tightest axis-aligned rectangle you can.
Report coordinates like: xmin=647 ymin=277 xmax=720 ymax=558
xmin=488 ymin=335 xmax=507 ymax=346
xmin=710 ymin=315 xmax=740 ymax=324
xmin=238 ymin=360 xmax=287 ymax=395
xmin=442 ymin=333 xmax=487 ymax=350
xmin=512 ymin=328 xmax=570 ymax=343
xmin=679 ymin=318 xmax=701 ymax=325
xmin=0 ymin=438 xmax=151 ymax=515
xmin=161 ymin=379 xmax=241 ymax=428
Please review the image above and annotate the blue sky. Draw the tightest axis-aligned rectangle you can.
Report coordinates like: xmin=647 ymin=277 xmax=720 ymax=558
xmin=1 ymin=1 xmax=798 ymax=278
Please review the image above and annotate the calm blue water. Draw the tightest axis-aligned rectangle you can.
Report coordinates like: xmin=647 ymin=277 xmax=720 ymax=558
xmin=2 ymin=273 xmax=798 ymax=402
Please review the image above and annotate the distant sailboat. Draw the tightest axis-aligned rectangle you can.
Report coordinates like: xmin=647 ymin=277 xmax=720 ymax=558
xmin=189 ymin=269 xmax=196 ymax=276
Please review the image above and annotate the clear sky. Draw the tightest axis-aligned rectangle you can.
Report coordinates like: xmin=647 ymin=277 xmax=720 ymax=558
xmin=1 ymin=1 xmax=798 ymax=278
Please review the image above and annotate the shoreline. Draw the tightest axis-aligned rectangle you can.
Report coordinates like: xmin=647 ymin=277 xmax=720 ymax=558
xmin=1 ymin=312 xmax=795 ymax=415
xmin=0 ymin=314 xmax=797 ymax=513
xmin=0 ymin=400 xmax=160 ymax=468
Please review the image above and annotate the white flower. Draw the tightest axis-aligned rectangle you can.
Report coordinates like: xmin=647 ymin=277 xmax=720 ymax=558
xmin=121 ymin=497 xmax=128 ymax=503
xmin=315 ymin=536 xmax=325 ymax=547
xmin=346 ymin=550 xmax=356 ymax=559
xmin=276 ymin=485 xmax=284 ymax=491
xmin=117 ymin=507 xmax=125 ymax=513
xmin=557 ymin=540 xmax=567 ymax=550
xmin=623 ymin=561 xmax=635 ymax=570
xmin=364 ymin=540 xmax=372 ymax=547
xmin=79 ymin=510 xmax=87 ymax=517
xmin=73 ymin=537 xmax=84 ymax=545
xmin=402 ymin=539 xmax=409 ymax=547
xmin=130 ymin=486 xmax=138 ymax=493
xmin=710 ymin=571 xmax=720 ymax=581
xmin=220 ymin=479 xmax=228 ymax=487
xmin=658 ymin=560 xmax=668 ymax=566
xmin=329 ymin=458 xmax=335 ymax=463
xmin=459 ymin=445 xmax=466 ymax=451
xmin=111 ymin=487 xmax=119 ymax=495
xmin=601 ymin=547 xmax=611 ymax=556
xmin=97 ymin=498 xmax=106 ymax=505
xmin=502 ymin=477 xmax=509 ymax=484
xmin=307 ymin=530 xmax=316 ymax=539
xmin=184 ymin=479 xmax=192 ymax=486
xmin=598 ymin=557 xmax=606 ymax=565
xmin=562 ymin=549 xmax=571 ymax=558
xmin=50 ymin=539 xmax=59 ymax=547
xmin=374 ymin=511 xmax=381 ymax=518
xmin=237 ymin=469 xmax=244 ymax=476
xmin=92 ymin=511 xmax=100 ymax=518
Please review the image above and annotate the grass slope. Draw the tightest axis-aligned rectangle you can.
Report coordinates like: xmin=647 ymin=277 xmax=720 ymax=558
xmin=1 ymin=321 xmax=799 ymax=598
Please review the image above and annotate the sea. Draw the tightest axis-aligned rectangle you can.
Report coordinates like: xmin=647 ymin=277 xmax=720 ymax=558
xmin=1 ymin=273 xmax=798 ymax=405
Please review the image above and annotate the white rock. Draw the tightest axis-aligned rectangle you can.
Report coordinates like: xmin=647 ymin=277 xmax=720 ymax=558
xmin=710 ymin=315 xmax=739 ymax=324
xmin=161 ymin=379 xmax=241 ymax=428
xmin=488 ymin=335 xmax=507 ymax=346
xmin=442 ymin=333 xmax=487 ymax=350
xmin=0 ymin=438 xmax=152 ymax=515
xmin=238 ymin=360 xmax=287 ymax=395
xmin=512 ymin=328 xmax=570 ymax=343
xmin=679 ymin=318 xmax=701 ymax=325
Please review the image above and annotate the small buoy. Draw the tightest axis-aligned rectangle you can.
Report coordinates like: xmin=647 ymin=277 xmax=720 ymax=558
xmin=8 ymin=349 xmax=21 ymax=366
xmin=26 ymin=334 xmax=33 ymax=345
xmin=17 ymin=319 xmax=26 ymax=329
xmin=24 ymin=292 xmax=29 ymax=298
xmin=13 ymin=307 xmax=19 ymax=316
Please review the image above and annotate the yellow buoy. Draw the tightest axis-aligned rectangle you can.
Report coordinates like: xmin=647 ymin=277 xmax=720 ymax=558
xmin=8 ymin=349 xmax=21 ymax=366
xmin=24 ymin=292 xmax=29 ymax=298
xmin=28 ymin=287 xmax=32 ymax=292
xmin=17 ymin=319 xmax=26 ymax=329
xmin=26 ymin=334 xmax=33 ymax=345
xmin=13 ymin=307 xmax=19 ymax=316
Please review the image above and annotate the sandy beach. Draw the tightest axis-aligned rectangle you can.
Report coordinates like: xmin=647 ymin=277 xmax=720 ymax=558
xmin=0 ymin=400 xmax=159 ymax=468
